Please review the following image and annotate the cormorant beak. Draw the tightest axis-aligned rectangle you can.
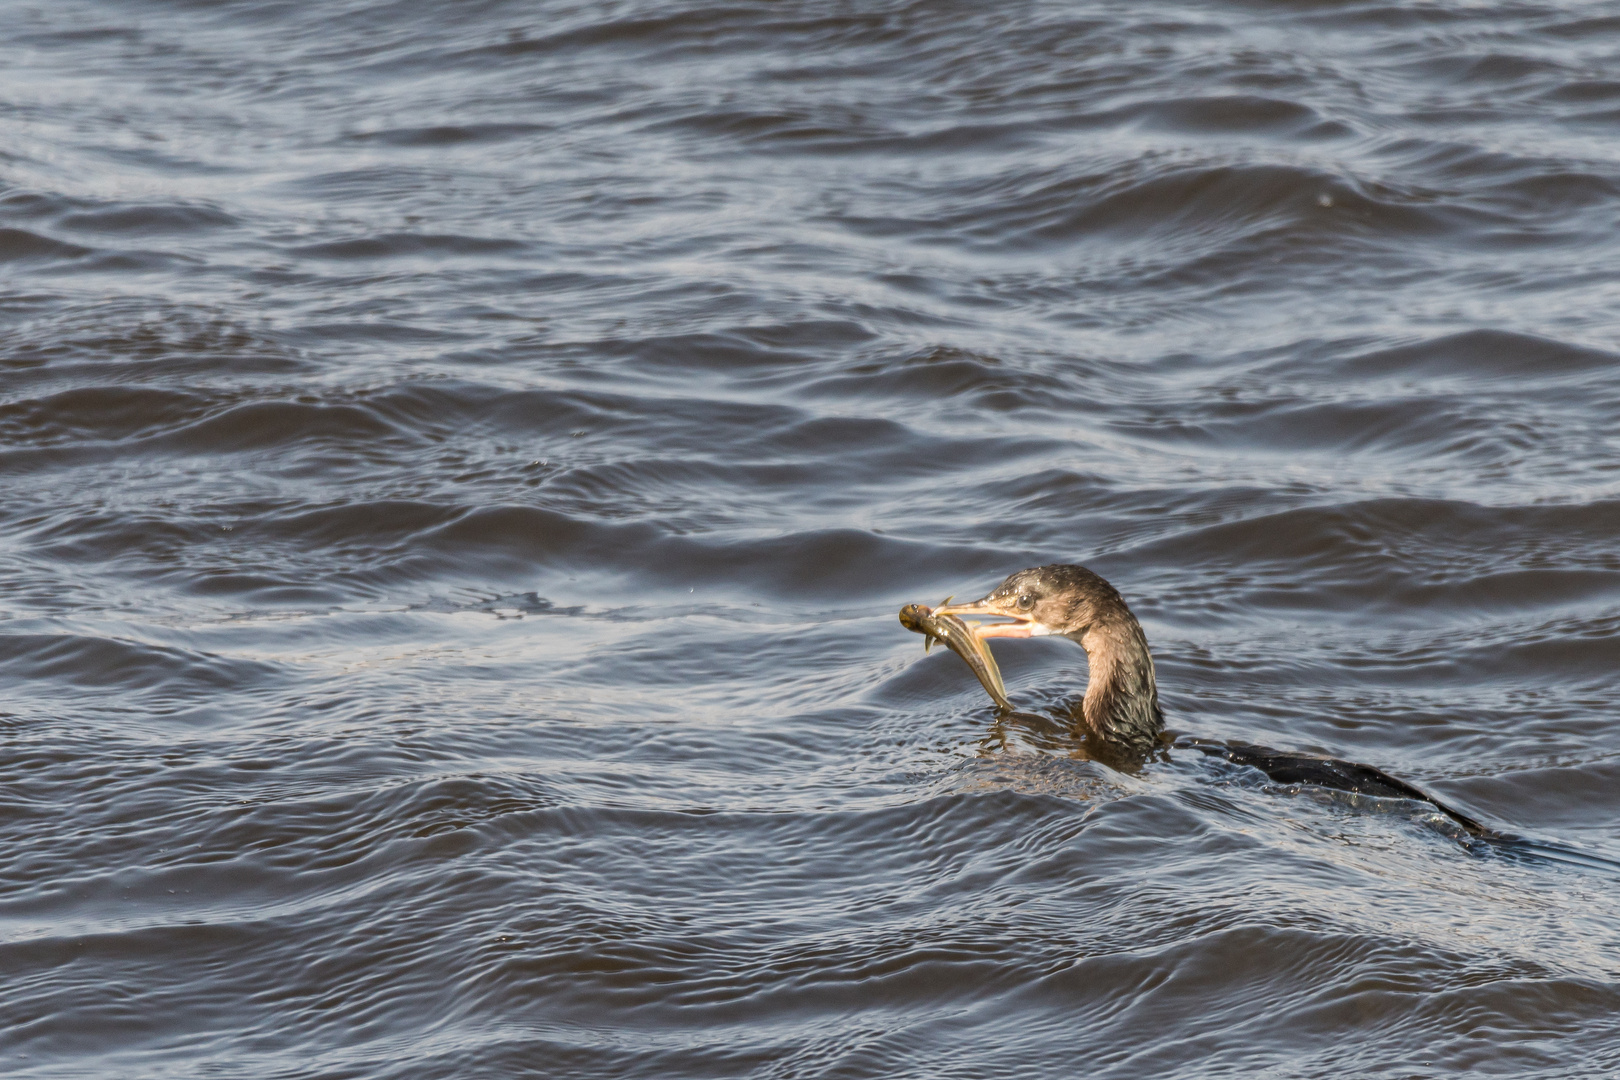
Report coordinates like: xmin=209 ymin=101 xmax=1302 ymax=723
xmin=930 ymin=596 xmax=1047 ymax=639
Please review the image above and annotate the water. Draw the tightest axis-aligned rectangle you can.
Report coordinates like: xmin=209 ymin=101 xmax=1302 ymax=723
xmin=4 ymin=1 xmax=1620 ymax=1076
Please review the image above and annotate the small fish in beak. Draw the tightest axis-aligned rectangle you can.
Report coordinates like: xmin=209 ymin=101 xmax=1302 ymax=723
xmin=898 ymin=602 xmax=1013 ymax=711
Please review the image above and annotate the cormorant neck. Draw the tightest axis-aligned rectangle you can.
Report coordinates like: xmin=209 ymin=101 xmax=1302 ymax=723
xmin=1074 ymin=613 xmax=1162 ymax=748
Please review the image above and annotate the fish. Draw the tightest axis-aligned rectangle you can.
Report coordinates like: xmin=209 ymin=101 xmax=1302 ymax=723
xmin=898 ymin=602 xmax=1013 ymax=711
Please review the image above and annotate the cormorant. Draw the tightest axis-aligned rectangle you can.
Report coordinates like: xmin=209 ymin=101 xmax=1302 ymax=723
xmin=907 ymin=564 xmax=1488 ymax=834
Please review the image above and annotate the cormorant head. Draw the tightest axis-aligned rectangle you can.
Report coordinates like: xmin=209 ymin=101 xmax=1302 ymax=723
xmin=932 ymin=564 xmax=1127 ymax=640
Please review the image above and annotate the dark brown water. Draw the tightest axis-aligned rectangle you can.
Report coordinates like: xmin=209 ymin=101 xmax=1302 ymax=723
xmin=5 ymin=2 xmax=1620 ymax=1076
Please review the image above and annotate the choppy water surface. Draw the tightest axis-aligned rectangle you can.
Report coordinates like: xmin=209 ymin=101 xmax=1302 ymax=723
xmin=5 ymin=1 xmax=1620 ymax=1076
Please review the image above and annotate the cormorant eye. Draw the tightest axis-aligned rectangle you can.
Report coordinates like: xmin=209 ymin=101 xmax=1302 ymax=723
xmin=1016 ymin=594 xmax=1034 ymax=611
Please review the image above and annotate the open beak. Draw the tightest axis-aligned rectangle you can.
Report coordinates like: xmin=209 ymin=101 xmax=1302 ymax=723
xmin=930 ymin=597 xmax=1045 ymax=639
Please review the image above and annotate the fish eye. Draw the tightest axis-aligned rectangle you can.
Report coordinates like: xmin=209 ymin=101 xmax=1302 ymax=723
xmin=1016 ymin=594 xmax=1034 ymax=610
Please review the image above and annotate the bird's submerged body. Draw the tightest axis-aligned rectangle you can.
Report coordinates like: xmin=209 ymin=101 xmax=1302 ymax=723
xmin=901 ymin=563 xmax=1489 ymax=836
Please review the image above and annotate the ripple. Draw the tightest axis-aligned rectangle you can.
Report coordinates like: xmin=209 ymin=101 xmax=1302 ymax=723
xmin=0 ymin=227 xmax=93 ymax=263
